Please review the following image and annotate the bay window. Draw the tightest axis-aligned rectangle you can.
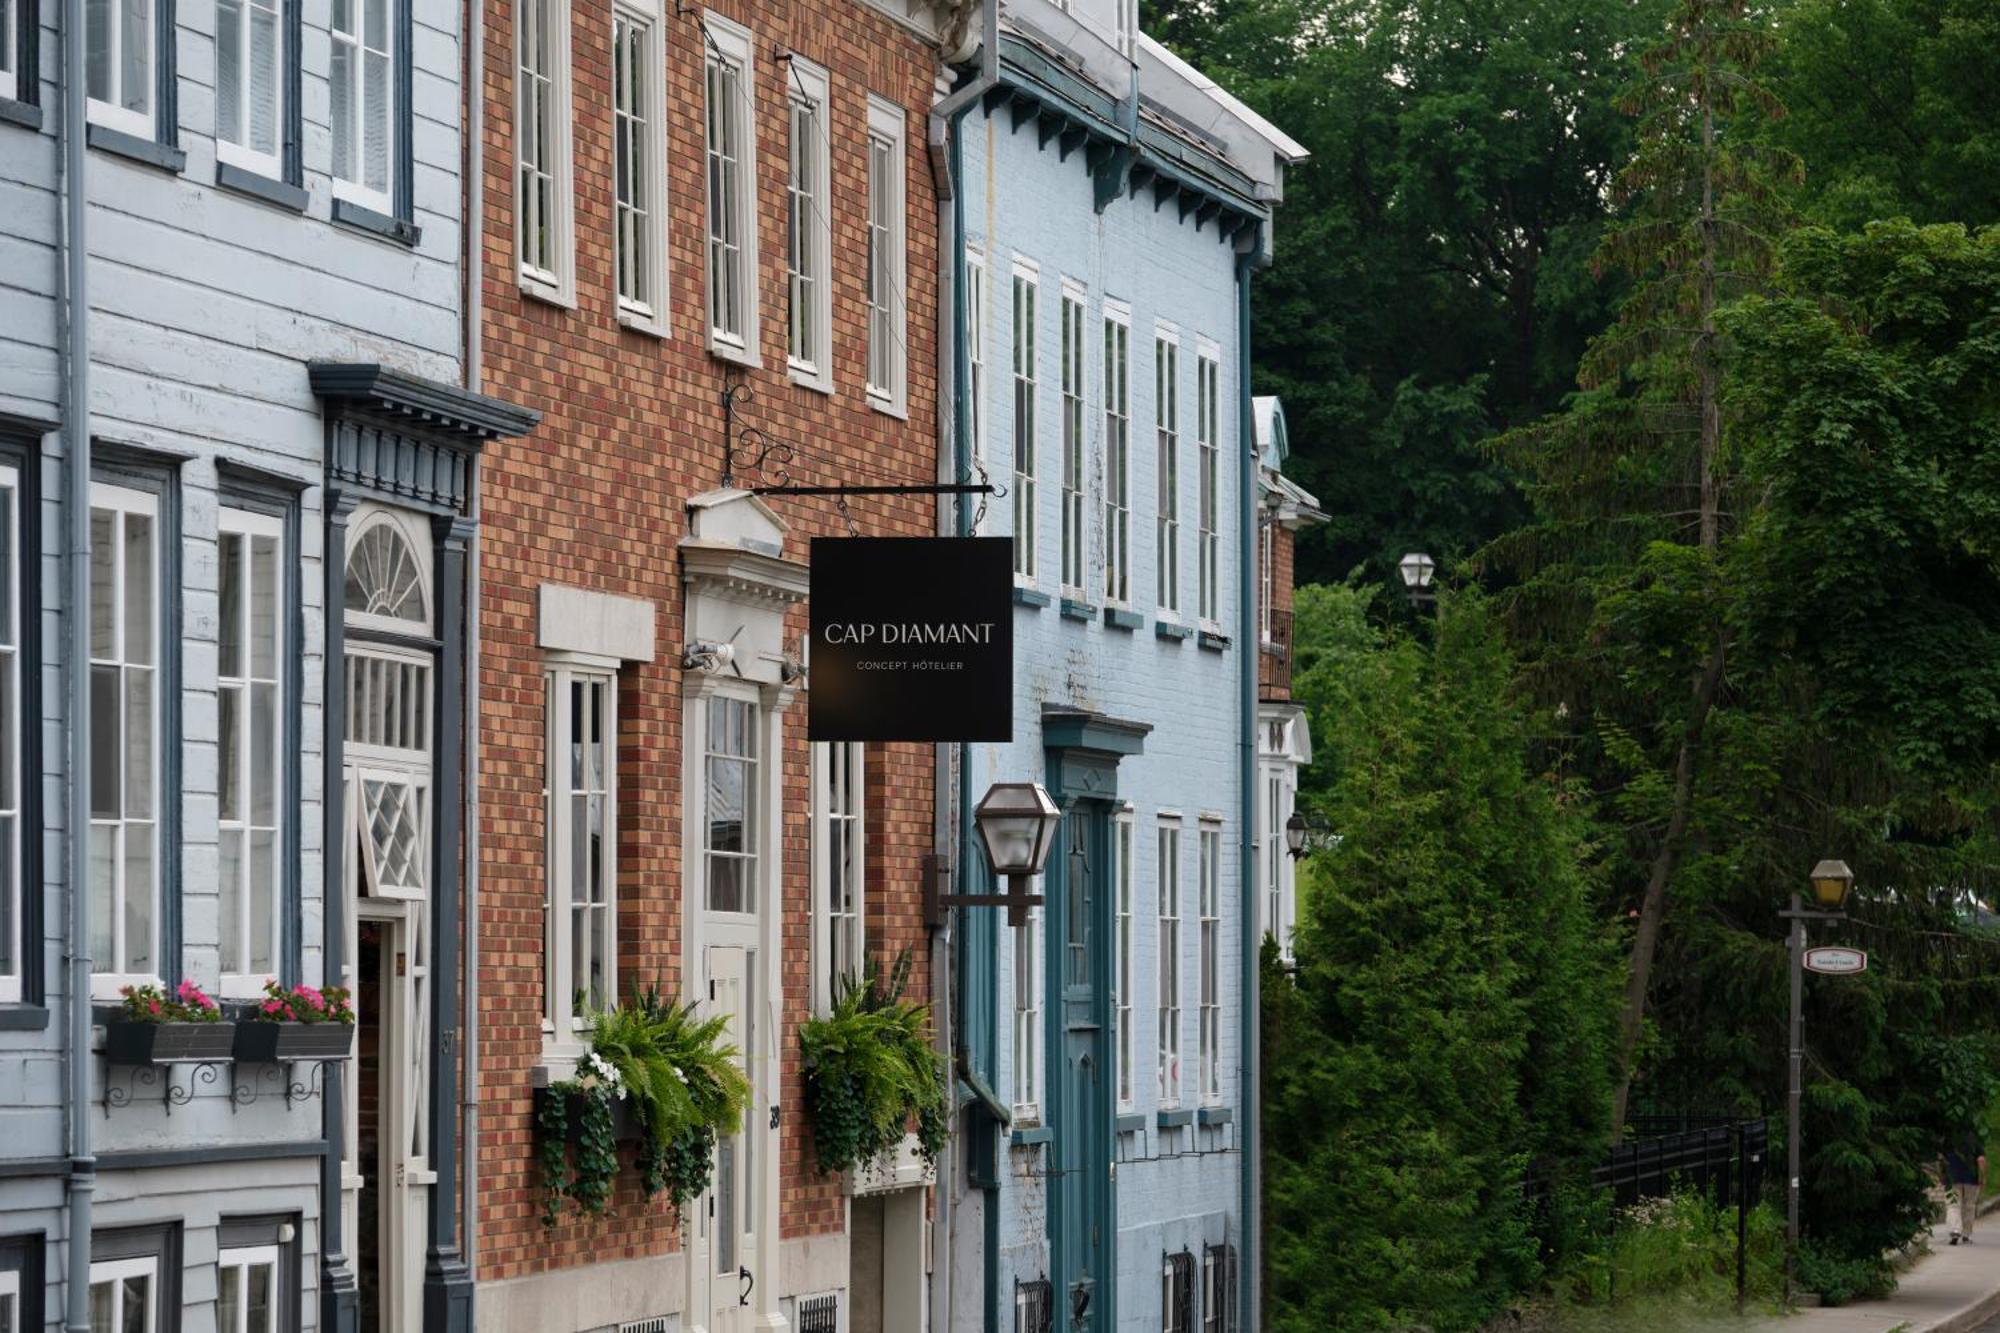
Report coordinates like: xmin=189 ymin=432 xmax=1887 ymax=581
xmin=547 ymin=667 xmax=616 ymax=1042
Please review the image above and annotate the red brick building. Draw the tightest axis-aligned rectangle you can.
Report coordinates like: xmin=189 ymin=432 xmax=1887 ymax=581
xmin=468 ymin=0 xmax=954 ymax=1323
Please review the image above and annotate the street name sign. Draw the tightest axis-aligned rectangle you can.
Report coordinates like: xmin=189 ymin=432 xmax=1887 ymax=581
xmin=809 ymin=536 xmax=1014 ymax=742
xmin=1803 ymin=947 xmax=1867 ymax=975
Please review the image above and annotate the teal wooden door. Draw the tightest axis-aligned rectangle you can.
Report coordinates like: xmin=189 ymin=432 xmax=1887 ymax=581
xmin=1054 ymin=805 xmax=1113 ymax=1332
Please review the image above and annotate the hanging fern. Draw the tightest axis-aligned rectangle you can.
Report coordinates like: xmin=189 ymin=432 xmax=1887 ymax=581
xmin=799 ymin=950 xmax=949 ymax=1176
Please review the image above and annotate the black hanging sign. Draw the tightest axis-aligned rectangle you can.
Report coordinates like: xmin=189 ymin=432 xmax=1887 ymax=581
xmin=809 ymin=537 xmax=1014 ymax=742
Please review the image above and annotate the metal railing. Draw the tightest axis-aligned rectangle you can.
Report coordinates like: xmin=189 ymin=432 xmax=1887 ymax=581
xmin=1260 ymin=607 xmax=1294 ymax=701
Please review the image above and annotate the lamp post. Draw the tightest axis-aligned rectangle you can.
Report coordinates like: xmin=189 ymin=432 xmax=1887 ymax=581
xmin=1784 ymin=857 xmax=1854 ymax=1305
xmin=1285 ymin=811 xmax=1307 ymax=858
xmin=1397 ymin=552 xmax=1436 ymax=609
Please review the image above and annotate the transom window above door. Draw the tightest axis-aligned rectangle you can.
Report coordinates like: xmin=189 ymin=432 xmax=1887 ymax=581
xmin=344 ymin=510 xmax=432 ymax=633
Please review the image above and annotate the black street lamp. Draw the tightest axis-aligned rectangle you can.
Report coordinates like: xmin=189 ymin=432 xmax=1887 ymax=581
xmin=1784 ymin=856 xmax=1856 ymax=1306
xmin=1285 ymin=811 xmax=1307 ymax=858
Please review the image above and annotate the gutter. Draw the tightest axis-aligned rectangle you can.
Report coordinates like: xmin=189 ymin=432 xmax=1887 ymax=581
xmin=926 ymin=3 xmax=998 ymax=1327
xmin=1234 ymin=233 xmax=1262 ymax=1333
xmin=61 ymin=0 xmax=96 ymax=1319
xmin=460 ymin=0 xmax=486 ymax=1289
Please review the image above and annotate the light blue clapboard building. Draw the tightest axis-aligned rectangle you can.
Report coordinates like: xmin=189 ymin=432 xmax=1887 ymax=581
xmin=0 ymin=0 xmax=535 ymax=1323
xmin=931 ymin=5 xmax=1305 ymax=1330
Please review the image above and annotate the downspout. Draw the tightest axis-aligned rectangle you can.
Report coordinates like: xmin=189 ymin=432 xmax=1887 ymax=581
xmin=1234 ymin=231 xmax=1261 ymax=1333
xmin=61 ymin=0 xmax=96 ymax=1317
xmin=460 ymin=0 xmax=486 ymax=1289
xmin=926 ymin=3 xmax=997 ymax=1327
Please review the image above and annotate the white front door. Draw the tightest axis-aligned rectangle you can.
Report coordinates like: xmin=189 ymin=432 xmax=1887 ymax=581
xmin=706 ymin=944 xmax=758 ymax=1333
xmin=348 ymin=903 xmax=430 ymax=1333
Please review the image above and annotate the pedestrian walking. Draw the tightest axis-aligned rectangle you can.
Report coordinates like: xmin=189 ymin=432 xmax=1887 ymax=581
xmin=1941 ymin=1130 xmax=1987 ymax=1244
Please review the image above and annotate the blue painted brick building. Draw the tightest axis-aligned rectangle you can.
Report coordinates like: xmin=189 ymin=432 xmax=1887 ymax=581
xmin=935 ymin=5 xmax=1305 ymax=1329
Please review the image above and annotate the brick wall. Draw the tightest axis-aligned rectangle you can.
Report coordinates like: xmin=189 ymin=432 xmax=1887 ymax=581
xmin=1258 ymin=521 xmax=1296 ymax=701
xmin=475 ymin=0 xmax=940 ymax=1282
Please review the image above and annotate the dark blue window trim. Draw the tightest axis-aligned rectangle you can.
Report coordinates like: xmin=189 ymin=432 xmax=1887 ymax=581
xmin=216 ymin=463 xmax=306 ymax=987
xmin=333 ymin=197 xmax=421 ymax=247
xmin=1013 ymin=585 xmax=1051 ymax=610
xmin=216 ymin=161 xmax=308 ymax=213
xmin=1103 ymin=606 xmax=1142 ymax=631
xmin=1059 ymin=596 xmax=1093 ymax=622
xmin=93 ymin=445 xmax=183 ymax=987
xmin=1156 ymin=1107 xmax=1195 ymax=1129
xmin=1154 ymin=618 xmax=1191 ymax=642
xmin=0 ymin=426 xmax=43 ymax=1009
xmin=86 ymin=122 xmax=187 ymax=173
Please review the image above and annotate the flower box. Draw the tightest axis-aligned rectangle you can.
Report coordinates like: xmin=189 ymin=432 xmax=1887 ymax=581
xmin=103 ymin=1020 xmax=236 ymax=1065
xmin=533 ymin=1085 xmax=643 ymax=1145
xmin=234 ymin=1022 xmax=356 ymax=1063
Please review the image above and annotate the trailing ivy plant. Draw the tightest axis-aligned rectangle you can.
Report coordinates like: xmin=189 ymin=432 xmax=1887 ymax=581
xmin=798 ymin=951 xmax=949 ymax=1177
xmin=536 ymin=1085 xmax=570 ymax=1228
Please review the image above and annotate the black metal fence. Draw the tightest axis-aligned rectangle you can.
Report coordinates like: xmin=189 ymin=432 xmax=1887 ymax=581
xmin=1597 ymin=1118 xmax=1768 ymax=1211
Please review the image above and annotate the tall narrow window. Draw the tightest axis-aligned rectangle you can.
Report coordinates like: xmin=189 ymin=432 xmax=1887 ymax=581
xmin=215 ymin=0 xmax=284 ymax=177
xmin=1013 ymin=900 xmax=1041 ymax=1119
xmin=1011 ymin=263 xmax=1039 ymax=580
xmin=1259 ymin=523 xmax=1274 ymax=643
xmin=547 ymin=669 xmax=615 ymax=1041
xmin=517 ymin=0 xmax=574 ymax=300
xmin=218 ymin=508 xmax=282 ymax=996
xmin=967 ymin=249 xmax=988 ymax=481
xmin=85 ymin=0 xmax=156 ymax=138
xmin=1156 ymin=333 xmax=1181 ymax=614
xmin=1198 ymin=821 xmax=1220 ymax=1103
xmin=90 ymin=484 xmax=159 ymax=993
xmin=704 ymin=695 xmax=758 ymax=913
xmin=217 ymin=1245 xmax=278 ymax=1333
xmin=1197 ymin=352 xmax=1221 ymax=622
xmin=1103 ymin=308 xmax=1130 ymax=605
xmin=811 ymin=741 xmax=864 ymax=1013
xmin=866 ymin=96 xmax=909 ymax=414
xmin=1058 ymin=285 xmax=1086 ymax=593
xmin=0 ymin=464 xmax=20 ymax=1004
xmin=786 ymin=61 xmax=831 ymax=386
xmin=703 ymin=15 xmax=758 ymax=358
xmin=1114 ymin=810 xmax=1134 ymax=1107
xmin=330 ymin=0 xmax=395 ymax=212
xmin=612 ymin=0 xmax=667 ymax=331
xmin=1156 ymin=818 xmax=1181 ymax=1106
xmin=0 ymin=1267 xmax=17 ymax=1333
xmin=1162 ymin=1250 xmax=1195 ymax=1333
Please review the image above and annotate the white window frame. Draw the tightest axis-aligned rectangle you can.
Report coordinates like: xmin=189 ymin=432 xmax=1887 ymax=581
xmin=0 ymin=465 xmax=19 ymax=1004
xmin=1162 ymin=1253 xmax=1193 ymax=1333
xmin=1259 ymin=521 xmax=1274 ymax=645
xmin=217 ymin=1243 xmax=280 ymax=1333
xmin=329 ymin=0 xmax=395 ymax=214
xmin=0 ymin=1262 xmax=18 ymax=1332
xmin=1201 ymin=1248 xmax=1223 ymax=1333
xmin=1012 ymin=896 xmax=1041 ymax=1121
xmin=1058 ymin=280 xmax=1087 ymax=595
xmin=516 ymin=0 xmax=575 ymax=302
xmin=1011 ymin=258 xmax=1040 ymax=584
xmin=967 ymin=248 xmax=989 ymax=485
xmin=612 ymin=0 xmax=668 ymax=332
xmin=218 ymin=507 xmax=285 ymax=998
xmin=89 ymin=1255 xmax=159 ymax=1333
xmin=702 ymin=12 xmax=759 ymax=363
xmin=85 ymin=0 xmax=156 ymax=138
xmin=0 ymin=1 xmax=16 ymax=103
xmin=1198 ymin=819 xmax=1221 ymax=1104
xmin=1156 ymin=326 xmax=1182 ymax=617
xmin=545 ymin=662 xmax=617 ymax=1051
xmin=701 ymin=690 xmax=761 ymax=917
xmin=1103 ymin=301 xmax=1131 ymax=607
xmin=1196 ymin=345 xmax=1222 ymax=625
xmin=90 ymin=482 xmax=161 ymax=999
xmin=810 ymin=740 xmax=864 ymax=1015
xmin=785 ymin=57 xmax=832 ymax=388
xmin=1156 ymin=815 xmax=1182 ymax=1107
xmin=214 ymin=0 xmax=286 ymax=177
xmin=865 ymin=94 xmax=909 ymax=415
xmin=1114 ymin=807 xmax=1134 ymax=1108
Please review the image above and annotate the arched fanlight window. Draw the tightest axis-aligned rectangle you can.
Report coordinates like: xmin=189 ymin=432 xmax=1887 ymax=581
xmin=344 ymin=507 xmax=433 ymax=632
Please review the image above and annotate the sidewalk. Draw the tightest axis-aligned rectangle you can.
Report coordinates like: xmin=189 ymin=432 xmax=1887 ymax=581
xmin=1747 ymin=1222 xmax=2000 ymax=1333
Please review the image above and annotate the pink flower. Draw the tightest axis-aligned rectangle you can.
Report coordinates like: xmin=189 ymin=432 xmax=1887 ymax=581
xmin=262 ymin=1000 xmax=282 ymax=1014
xmin=147 ymin=999 xmax=162 ymax=1016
